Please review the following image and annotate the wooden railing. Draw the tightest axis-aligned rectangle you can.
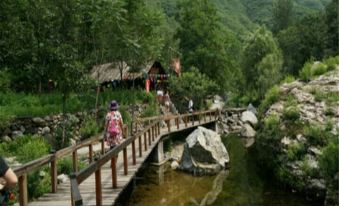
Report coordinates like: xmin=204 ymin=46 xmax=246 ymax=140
xmin=70 ymin=109 xmax=219 ymax=206
xmin=13 ymin=125 xmax=129 ymax=206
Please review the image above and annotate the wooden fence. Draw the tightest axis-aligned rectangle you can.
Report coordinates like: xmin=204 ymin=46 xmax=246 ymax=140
xmin=11 ymin=110 xmax=218 ymax=206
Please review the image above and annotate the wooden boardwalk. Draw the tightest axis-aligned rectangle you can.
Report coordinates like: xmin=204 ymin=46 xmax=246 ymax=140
xmin=14 ymin=112 xmax=218 ymax=206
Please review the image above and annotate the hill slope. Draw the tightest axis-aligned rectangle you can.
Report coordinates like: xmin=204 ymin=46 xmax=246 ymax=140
xmin=157 ymin=0 xmax=331 ymax=34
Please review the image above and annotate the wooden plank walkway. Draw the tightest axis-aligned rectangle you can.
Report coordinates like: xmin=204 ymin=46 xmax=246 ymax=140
xmin=20 ymin=117 xmax=216 ymax=206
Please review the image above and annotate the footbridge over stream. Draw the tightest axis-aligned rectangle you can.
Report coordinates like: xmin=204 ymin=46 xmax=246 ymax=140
xmin=13 ymin=110 xmax=221 ymax=206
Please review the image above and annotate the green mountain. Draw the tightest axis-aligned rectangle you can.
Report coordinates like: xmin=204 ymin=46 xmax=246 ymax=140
xmin=157 ymin=0 xmax=331 ymax=34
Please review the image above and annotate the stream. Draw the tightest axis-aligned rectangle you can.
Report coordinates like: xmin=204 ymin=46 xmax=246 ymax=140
xmin=126 ymin=135 xmax=322 ymax=206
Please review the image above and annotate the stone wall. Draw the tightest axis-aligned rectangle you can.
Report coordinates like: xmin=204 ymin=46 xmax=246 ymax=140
xmin=1 ymin=112 xmax=92 ymax=144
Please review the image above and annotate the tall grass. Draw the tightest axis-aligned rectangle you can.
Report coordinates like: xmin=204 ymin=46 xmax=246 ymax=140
xmin=0 ymin=89 xmax=155 ymax=118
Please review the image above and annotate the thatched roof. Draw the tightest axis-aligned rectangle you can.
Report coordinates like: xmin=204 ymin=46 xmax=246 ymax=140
xmin=90 ymin=62 xmax=130 ymax=83
xmin=90 ymin=61 xmax=160 ymax=83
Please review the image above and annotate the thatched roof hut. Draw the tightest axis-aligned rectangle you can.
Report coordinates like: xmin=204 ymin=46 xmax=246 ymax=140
xmin=90 ymin=61 xmax=166 ymax=84
xmin=90 ymin=62 xmax=130 ymax=83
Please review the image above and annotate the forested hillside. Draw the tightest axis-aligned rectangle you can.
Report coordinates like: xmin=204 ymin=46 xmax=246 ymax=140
xmin=158 ymin=0 xmax=331 ymax=34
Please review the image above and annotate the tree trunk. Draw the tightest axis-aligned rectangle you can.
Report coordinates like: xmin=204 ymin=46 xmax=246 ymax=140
xmin=61 ymin=92 xmax=67 ymax=148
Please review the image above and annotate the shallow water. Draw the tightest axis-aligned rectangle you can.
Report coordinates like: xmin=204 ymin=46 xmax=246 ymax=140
xmin=127 ymin=135 xmax=322 ymax=206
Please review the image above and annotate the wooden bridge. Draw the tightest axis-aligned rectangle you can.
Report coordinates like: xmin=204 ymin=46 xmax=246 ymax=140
xmin=13 ymin=110 xmax=219 ymax=206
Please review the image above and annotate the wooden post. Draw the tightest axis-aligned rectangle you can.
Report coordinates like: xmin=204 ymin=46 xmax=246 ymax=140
xmin=148 ymin=130 xmax=151 ymax=145
xmin=144 ymin=133 xmax=148 ymax=151
xmin=123 ymin=148 xmax=128 ymax=175
xmin=132 ymin=140 xmax=136 ymax=165
xmin=72 ymin=151 xmax=78 ymax=172
xmin=95 ymin=168 xmax=102 ymax=206
xmin=101 ymin=138 xmax=105 ymax=154
xmin=167 ymin=120 xmax=171 ymax=132
xmin=185 ymin=116 xmax=188 ymax=127
xmin=138 ymin=136 xmax=142 ymax=157
xmin=19 ymin=174 xmax=28 ymax=206
xmin=204 ymin=113 xmax=206 ymax=122
xmin=210 ymin=112 xmax=212 ymax=120
xmin=111 ymin=157 xmax=117 ymax=188
xmin=176 ymin=118 xmax=179 ymax=130
xmin=157 ymin=122 xmax=160 ymax=135
xmin=151 ymin=126 xmax=155 ymax=141
xmin=198 ymin=113 xmax=201 ymax=124
xmin=50 ymin=152 xmax=57 ymax=193
xmin=89 ymin=144 xmax=93 ymax=163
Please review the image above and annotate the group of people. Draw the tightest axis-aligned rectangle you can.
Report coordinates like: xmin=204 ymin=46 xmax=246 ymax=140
xmin=156 ymin=89 xmax=172 ymax=112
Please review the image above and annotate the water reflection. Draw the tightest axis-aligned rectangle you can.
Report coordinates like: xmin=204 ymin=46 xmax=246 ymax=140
xmin=190 ymin=170 xmax=229 ymax=206
xmin=128 ymin=163 xmax=225 ymax=206
xmin=128 ymin=135 xmax=322 ymax=206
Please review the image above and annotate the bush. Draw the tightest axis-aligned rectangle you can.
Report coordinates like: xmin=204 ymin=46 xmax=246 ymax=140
xmin=259 ymin=85 xmax=281 ymax=112
xmin=303 ymin=124 xmax=328 ymax=146
xmin=79 ymin=115 xmax=99 ymax=140
xmin=312 ymin=62 xmax=327 ymax=76
xmin=286 ymin=142 xmax=306 ymax=161
xmin=319 ymin=139 xmax=339 ymax=187
xmin=299 ymin=61 xmax=313 ymax=82
xmin=140 ymin=103 xmax=158 ymax=118
xmin=16 ymin=136 xmax=51 ymax=163
xmin=323 ymin=55 xmax=339 ymax=71
xmin=57 ymin=157 xmax=73 ymax=175
xmin=282 ymin=106 xmax=300 ymax=122
xmin=0 ymin=69 xmax=11 ymax=92
xmin=281 ymin=75 xmax=295 ymax=83
xmin=277 ymin=166 xmax=304 ymax=190
xmin=0 ymin=135 xmax=50 ymax=163
xmin=28 ymin=168 xmax=51 ymax=199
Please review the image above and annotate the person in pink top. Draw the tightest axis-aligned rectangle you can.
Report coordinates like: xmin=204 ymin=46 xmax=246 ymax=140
xmin=104 ymin=100 xmax=123 ymax=149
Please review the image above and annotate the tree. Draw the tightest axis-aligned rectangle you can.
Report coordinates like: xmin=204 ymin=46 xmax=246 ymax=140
xmin=175 ymin=0 xmax=241 ymax=90
xmin=324 ymin=0 xmax=338 ymax=56
xmin=168 ymin=68 xmax=218 ymax=112
xmin=242 ymin=27 xmax=283 ymax=100
xmin=272 ymin=0 xmax=294 ymax=34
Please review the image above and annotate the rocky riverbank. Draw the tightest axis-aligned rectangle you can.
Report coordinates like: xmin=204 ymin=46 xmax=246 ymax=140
xmin=257 ymin=66 xmax=339 ymax=205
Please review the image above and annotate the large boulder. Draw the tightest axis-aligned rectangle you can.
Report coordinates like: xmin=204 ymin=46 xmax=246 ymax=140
xmin=240 ymin=111 xmax=258 ymax=126
xmin=179 ymin=126 xmax=229 ymax=175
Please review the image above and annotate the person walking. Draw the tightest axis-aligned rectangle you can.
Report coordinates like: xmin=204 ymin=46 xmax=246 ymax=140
xmin=104 ymin=100 xmax=124 ymax=150
xmin=163 ymin=90 xmax=171 ymax=113
xmin=188 ymin=98 xmax=194 ymax=113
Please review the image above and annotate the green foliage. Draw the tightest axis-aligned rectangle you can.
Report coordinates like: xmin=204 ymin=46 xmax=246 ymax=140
xmin=323 ymin=55 xmax=339 ymax=71
xmin=319 ymin=138 xmax=339 ymax=187
xmin=79 ymin=115 xmax=100 ymax=140
xmin=286 ymin=142 xmax=306 ymax=161
xmin=281 ymin=75 xmax=296 ymax=83
xmin=299 ymin=60 xmax=314 ymax=81
xmin=276 ymin=166 xmax=304 ymax=190
xmin=28 ymin=168 xmax=51 ymax=199
xmin=282 ymin=106 xmax=300 ymax=122
xmin=0 ymin=69 xmax=11 ymax=92
xmin=176 ymin=0 xmax=242 ymax=90
xmin=57 ymin=157 xmax=74 ymax=175
xmin=168 ymin=68 xmax=219 ymax=112
xmin=140 ymin=103 xmax=159 ymax=118
xmin=272 ymin=0 xmax=294 ymax=33
xmin=54 ymin=123 xmax=72 ymax=150
xmin=16 ymin=138 xmax=50 ymax=163
xmin=255 ymin=115 xmax=284 ymax=172
xmin=259 ymin=85 xmax=281 ymax=112
xmin=313 ymin=62 xmax=328 ymax=76
xmin=242 ymin=26 xmax=283 ymax=100
xmin=303 ymin=124 xmax=328 ymax=146
xmin=313 ymin=90 xmax=339 ymax=104
xmin=0 ymin=135 xmax=50 ymax=163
